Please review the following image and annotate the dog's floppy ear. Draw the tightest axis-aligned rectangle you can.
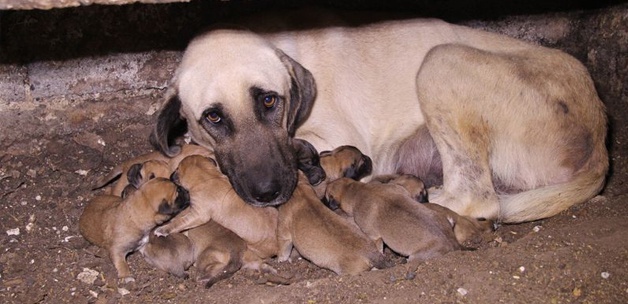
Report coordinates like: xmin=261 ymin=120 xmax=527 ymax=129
xmin=127 ymin=163 xmax=144 ymax=189
xmin=150 ymin=89 xmax=188 ymax=157
xmin=276 ymin=49 xmax=317 ymax=137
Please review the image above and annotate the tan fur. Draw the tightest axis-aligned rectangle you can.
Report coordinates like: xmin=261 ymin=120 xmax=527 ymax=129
xmin=374 ymin=174 xmax=493 ymax=243
xmin=78 ymin=178 xmax=188 ymax=283
xmin=158 ymin=10 xmax=607 ymax=223
xmin=94 ymin=144 xmax=213 ymax=196
xmin=139 ymin=232 xmax=195 ymax=279
xmin=326 ymin=178 xmax=461 ymax=262
xmin=277 ymin=174 xmax=390 ymax=275
xmin=313 ymin=145 xmax=373 ymax=199
xmin=140 ymin=220 xmax=272 ymax=287
xmin=154 ymin=155 xmax=279 ymax=259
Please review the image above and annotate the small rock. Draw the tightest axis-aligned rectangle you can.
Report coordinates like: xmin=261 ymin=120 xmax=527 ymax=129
xmin=405 ymin=271 xmax=416 ymax=280
xmin=35 ymin=195 xmax=41 ymax=201
xmin=533 ymin=226 xmax=542 ymax=232
xmin=457 ymin=287 xmax=468 ymax=296
xmin=572 ymin=287 xmax=582 ymax=297
xmin=26 ymin=169 xmax=37 ymax=178
xmin=519 ymin=266 xmax=526 ymax=273
xmin=6 ymin=228 xmax=20 ymax=236
xmin=75 ymin=169 xmax=89 ymax=176
xmin=118 ymin=288 xmax=130 ymax=296
xmin=77 ymin=268 xmax=99 ymax=285
xmin=601 ymin=272 xmax=610 ymax=279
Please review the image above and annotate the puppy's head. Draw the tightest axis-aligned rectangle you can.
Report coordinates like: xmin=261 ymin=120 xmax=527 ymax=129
xmin=389 ymin=174 xmax=428 ymax=203
xmin=131 ymin=178 xmax=190 ymax=221
xmin=150 ymin=30 xmax=317 ymax=207
xmin=323 ymin=177 xmax=355 ymax=212
xmin=127 ymin=160 xmax=171 ymax=189
xmin=171 ymin=155 xmax=221 ymax=190
xmin=319 ymin=146 xmax=373 ymax=181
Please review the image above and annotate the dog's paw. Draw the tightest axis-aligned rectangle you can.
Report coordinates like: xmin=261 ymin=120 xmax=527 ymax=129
xmin=153 ymin=227 xmax=169 ymax=237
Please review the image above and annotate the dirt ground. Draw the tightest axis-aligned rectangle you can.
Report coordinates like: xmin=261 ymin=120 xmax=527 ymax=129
xmin=0 ymin=83 xmax=626 ymax=304
xmin=1 ymin=3 xmax=628 ymax=300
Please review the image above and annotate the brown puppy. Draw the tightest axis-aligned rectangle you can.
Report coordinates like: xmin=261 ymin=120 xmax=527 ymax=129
xmin=141 ymin=220 xmax=269 ymax=287
xmin=312 ymin=145 xmax=373 ymax=198
xmin=93 ymin=144 xmax=213 ymax=196
xmin=326 ymin=178 xmax=460 ymax=262
xmin=277 ymin=173 xmax=391 ymax=275
xmin=372 ymin=174 xmax=493 ymax=243
xmin=154 ymin=155 xmax=279 ymax=260
xmin=139 ymin=231 xmax=195 ymax=279
xmin=79 ymin=178 xmax=190 ymax=283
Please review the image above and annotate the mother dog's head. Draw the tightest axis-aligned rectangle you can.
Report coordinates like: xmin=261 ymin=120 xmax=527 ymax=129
xmin=151 ymin=30 xmax=316 ymax=207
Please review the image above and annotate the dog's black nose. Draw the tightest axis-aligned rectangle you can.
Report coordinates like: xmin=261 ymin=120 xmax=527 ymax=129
xmin=251 ymin=180 xmax=281 ymax=203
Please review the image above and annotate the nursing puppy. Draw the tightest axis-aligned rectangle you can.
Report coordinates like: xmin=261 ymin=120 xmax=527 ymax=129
xmin=372 ymin=174 xmax=493 ymax=243
xmin=94 ymin=144 xmax=213 ymax=196
xmin=277 ymin=173 xmax=391 ymax=275
xmin=141 ymin=220 xmax=267 ymax=287
xmin=154 ymin=155 xmax=279 ymax=260
xmin=139 ymin=231 xmax=195 ymax=279
xmin=78 ymin=178 xmax=190 ymax=283
xmin=312 ymin=145 xmax=373 ymax=199
xmin=326 ymin=178 xmax=460 ymax=262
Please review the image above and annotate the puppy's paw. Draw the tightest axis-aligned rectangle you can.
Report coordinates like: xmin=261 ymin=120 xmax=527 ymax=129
xmin=153 ymin=227 xmax=169 ymax=237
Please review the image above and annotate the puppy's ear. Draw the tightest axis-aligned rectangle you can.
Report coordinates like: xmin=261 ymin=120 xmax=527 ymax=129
xmin=150 ymin=90 xmax=188 ymax=157
xmin=276 ymin=49 xmax=317 ymax=137
xmin=121 ymin=184 xmax=137 ymax=199
xmin=127 ymin=163 xmax=144 ymax=189
xmin=293 ymin=138 xmax=326 ymax=185
xmin=319 ymin=150 xmax=332 ymax=157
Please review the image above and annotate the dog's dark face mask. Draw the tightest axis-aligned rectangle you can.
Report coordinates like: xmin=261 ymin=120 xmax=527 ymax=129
xmin=150 ymin=45 xmax=317 ymax=207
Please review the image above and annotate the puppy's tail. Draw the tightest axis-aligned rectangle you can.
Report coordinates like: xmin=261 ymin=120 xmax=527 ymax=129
xmin=199 ymin=253 xmax=243 ymax=289
xmin=498 ymin=148 xmax=608 ymax=223
xmin=91 ymin=165 xmax=123 ymax=190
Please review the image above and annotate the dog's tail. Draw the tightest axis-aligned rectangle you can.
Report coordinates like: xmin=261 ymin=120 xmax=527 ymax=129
xmin=199 ymin=251 xmax=243 ymax=289
xmin=498 ymin=148 xmax=608 ymax=223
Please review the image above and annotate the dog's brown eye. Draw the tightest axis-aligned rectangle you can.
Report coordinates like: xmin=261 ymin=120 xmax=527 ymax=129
xmin=206 ymin=111 xmax=221 ymax=123
xmin=263 ymin=95 xmax=277 ymax=108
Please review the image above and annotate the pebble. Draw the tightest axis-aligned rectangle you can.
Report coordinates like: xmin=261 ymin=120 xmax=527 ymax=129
xmin=77 ymin=268 xmax=99 ymax=285
xmin=601 ymin=272 xmax=610 ymax=279
xmin=533 ymin=226 xmax=542 ymax=232
xmin=457 ymin=287 xmax=468 ymax=296
xmin=118 ymin=288 xmax=130 ymax=296
xmin=6 ymin=228 xmax=20 ymax=236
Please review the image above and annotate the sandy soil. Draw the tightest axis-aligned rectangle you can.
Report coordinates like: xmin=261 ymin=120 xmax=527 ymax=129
xmin=0 ymin=91 xmax=627 ymax=304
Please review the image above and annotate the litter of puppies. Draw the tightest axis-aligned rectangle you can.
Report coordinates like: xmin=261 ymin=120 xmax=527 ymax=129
xmin=79 ymin=141 xmax=493 ymax=288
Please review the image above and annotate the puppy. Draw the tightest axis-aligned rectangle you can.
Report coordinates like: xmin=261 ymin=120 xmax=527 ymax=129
xmin=139 ymin=231 xmax=195 ymax=279
xmin=370 ymin=174 xmax=429 ymax=203
xmin=93 ymin=144 xmax=213 ymax=196
xmin=141 ymin=219 xmax=268 ymax=287
xmin=372 ymin=174 xmax=493 ymax=243
xmin=277 ymin=173 xmax=391 ymax=275
xmin=154 ymin=155 xmax=279 ymax=260
xmin=312 ymin=145 xmax=373 ymax=199
xmin=325 ymin=178 xmax=460 ymax=262
xmin=79 ymin=178 xmax=190 ymax=283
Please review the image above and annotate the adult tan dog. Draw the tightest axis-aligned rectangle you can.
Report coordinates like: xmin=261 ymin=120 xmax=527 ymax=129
xmin=78 ymin=178 xmax=189 ymax=283
xmin=151 ymin=10 xmax=608 ymax=223
xmin=154 ymin=155 xmax=279 ymax=260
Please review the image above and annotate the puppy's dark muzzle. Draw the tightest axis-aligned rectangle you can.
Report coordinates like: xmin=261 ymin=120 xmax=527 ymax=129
xmin=175 ymin=185 xmax=190 ymax=209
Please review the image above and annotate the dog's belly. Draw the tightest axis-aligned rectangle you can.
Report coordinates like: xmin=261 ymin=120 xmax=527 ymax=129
xmin=269 ymin=22 xmax=450 ymax=174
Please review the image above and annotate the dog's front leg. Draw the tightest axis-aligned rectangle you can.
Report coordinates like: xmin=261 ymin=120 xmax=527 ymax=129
xmin=109 ymin=246 xmax=135 ymax=284
xmin=154 ymin=207 xmax=211 ymax=236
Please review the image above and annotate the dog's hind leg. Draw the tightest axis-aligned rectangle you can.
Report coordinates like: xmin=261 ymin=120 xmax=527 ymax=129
xmin=417 ymin=43 xmax=608 ymax=222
